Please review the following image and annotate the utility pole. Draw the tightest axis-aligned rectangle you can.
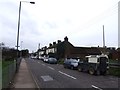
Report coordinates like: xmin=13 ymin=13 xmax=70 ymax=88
xmin=38 ymin=43 xmax=40 ymax=49
xmin=16 ymin=1 xmax=35 ymax=72
xmin=38 ymin=43 xmax=40 ymax=59
xmin=102 ymin=25 xmax=107 ymax=55
xmin=103 ymin=25 xmax=105 ymax=48
xmin=118 ymin=1 xmax=120 ymax=48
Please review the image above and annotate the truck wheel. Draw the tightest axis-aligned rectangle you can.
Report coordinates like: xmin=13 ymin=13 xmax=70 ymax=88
xmin=95 ymin=70 xmax=100 ymax=75
xmin=89 ymin=67 xmax=95 ymax=75
xmin=100 ymin=71 xmax=106 ymax=75
xmin=78 ymin=66 xmax=82 ymax=72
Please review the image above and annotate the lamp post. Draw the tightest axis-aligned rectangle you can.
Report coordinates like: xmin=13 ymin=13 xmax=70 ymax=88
xmin=16 ymin=1 xmax=35 ymax=72
xmin=16 ymin=1 xmax=35 ymax=51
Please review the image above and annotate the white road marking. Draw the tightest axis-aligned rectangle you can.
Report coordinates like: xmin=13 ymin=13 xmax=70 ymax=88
xmin=42 ymin=64 xmax=45 ymax=66
xmin=58 ymin=71 xmax=76 ymax=80
xmin=41 ymin=75 xmax=53 ymax=81
xmin=47 ymin=66 xmax=55 ymax=70
xmin=38 ymin=62 xmax=40 ymax=63
xmin=92 ymin=85 xmax=103 ymax=90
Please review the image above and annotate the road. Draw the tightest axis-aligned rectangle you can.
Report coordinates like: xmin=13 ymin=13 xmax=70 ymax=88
xmin=26 ymin=58 xmax=119 ymax=89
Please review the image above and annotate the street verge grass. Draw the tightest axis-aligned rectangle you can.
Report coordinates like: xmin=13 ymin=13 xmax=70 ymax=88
xmin=108 ymin=67 xmax=120 ymax=77
xmin=109 ymin=59 xmax=119 ymax=63
xmin=2 ymin=60 xmax=16 ymax=88
xmin=58 ymin=59 xmax=64 ymax=64
xmin=2 ymin=60 xmax=14 ymax=69
xmin=108 ymin=59 xmax=120 ymax=77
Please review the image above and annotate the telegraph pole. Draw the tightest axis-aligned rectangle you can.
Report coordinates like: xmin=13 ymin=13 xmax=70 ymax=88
xmin=103 ymin=25 xmax=105 ymax=48
xmin=38 ymin=43 xmax=40 ymax=59
xmin=102 ymin=25 xmax=107 ymax=55
xmin=118 ymin=1 xmax=120 ymax=48
xmin=38 ymin=43 xmax=40 ymax=49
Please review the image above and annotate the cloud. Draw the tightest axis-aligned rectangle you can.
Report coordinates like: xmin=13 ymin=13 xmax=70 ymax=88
xmin=0 ymin=0 xmax=119 ymax=52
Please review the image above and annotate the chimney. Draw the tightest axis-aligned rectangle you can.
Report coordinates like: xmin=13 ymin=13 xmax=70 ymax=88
xmin=53 ymin=42 xmax=56 ymax=45
xmin=49 ymin=43 xmax=52 ymax=47
xmin=57 ymin=40 xmax=61 ymax=44
xmin=44 ymin=46 xmax=47 ymax=49
xmin=64 ymin=36 xmax=68 ymax=41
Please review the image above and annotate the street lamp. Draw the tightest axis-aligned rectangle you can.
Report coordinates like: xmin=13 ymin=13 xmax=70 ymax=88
xmin=16 ymin=1 xmax=35 ymax=72
xmin=16 ymin=1 xmax=35 ymax=51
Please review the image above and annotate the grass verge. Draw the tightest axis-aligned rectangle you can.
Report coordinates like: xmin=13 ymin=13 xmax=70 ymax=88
xmin=108 ymin=66 xmax=120 ymax=77
xmin=58 ymin=59 xmax=64 ymax=64
xmin=2 ymin=60 xmax=14 ymax=69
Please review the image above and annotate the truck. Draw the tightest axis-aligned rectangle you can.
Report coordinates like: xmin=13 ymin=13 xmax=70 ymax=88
xmin=78 ymin=54 xmax=109 ymax=75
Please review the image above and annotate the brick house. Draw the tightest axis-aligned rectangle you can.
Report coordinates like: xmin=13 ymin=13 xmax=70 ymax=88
xmin=37 ymin=46 xmax=47 ymax=57
xmin=38 ymin=36 xmax=118 ymax=60
xmin=42 ymin=36 xmax=101 ymax=60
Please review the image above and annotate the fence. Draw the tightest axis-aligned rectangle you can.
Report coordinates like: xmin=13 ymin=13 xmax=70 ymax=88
xmin=2 ymin=58 xmax=21 ymax=89
xmin=109 ymin=63 xmax=120 ymax=77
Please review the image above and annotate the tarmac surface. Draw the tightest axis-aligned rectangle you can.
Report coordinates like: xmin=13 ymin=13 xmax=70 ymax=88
xmin=10 ymin=58 xmax=38 ymax=89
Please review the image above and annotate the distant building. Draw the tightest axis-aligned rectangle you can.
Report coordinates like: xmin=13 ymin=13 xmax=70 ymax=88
xmin=37 ymin=37 xmax=118 ymax=60
xmin=37 ymin=46 xmax=47 ymax=57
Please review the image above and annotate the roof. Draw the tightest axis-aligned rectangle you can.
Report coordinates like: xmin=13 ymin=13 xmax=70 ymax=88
xmin=47 ymin=40 xmax=74 ymax=49
xmin=71 ymin=47 xmax=101 ymax=55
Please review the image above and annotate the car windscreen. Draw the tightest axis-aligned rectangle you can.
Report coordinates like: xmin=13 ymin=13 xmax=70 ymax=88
xmin=71 ymin=60 xmax=78 ymax=63
xmin=49 ymin=58 xmax=57 ymax=61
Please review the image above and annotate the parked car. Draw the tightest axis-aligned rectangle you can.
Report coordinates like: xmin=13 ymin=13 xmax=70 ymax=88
xmin=43 ymin=57 xmax=49 ymax=62
xmin=63 ymin=59 xmax=79 ymax=69
xmin=31 ymin=56 xmax=37 ymax=59
xmin=78 ymin=54 xmax=109 ymax=75
xmin=48 ymin=58 xmax=57 ymax=64
xmin=39 ymin=56 xmax=44 ymax=61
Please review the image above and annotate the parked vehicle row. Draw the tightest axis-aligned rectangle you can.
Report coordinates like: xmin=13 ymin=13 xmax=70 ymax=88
xmin=38 ymin=56 xmax=58 ymax=64
xmin=32 ymin=54 xmax=109 ymax=75
xmin=64 ymin=59 xmax=79 ymax=69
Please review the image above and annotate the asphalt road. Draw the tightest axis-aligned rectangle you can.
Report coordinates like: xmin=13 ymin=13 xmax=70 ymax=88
xmin=26 ymin=58 xmax=119 ymax=89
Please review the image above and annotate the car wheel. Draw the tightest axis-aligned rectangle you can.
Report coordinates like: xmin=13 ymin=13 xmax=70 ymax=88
xmin=89 ymin=67 xmax=95 ymax=75
xmin=64 ymin=65 xmax=67 ymax=68
xmin=71 ymin=66 xmax=74 ymax=70
xmin=78 ymin=66 xmax=82 ymax=72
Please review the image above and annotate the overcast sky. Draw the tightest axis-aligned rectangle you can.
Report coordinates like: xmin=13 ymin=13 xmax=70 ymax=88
xmin=0 ymin=0 xmax=119 ymax=52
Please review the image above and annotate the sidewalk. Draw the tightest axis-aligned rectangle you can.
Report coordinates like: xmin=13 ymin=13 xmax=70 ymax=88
xmin=11 ymin=58 xmax=38 ymax=89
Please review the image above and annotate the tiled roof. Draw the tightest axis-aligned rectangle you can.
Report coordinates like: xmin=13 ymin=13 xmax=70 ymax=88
xmin=71 ymin=47 xmax=101 ymax=55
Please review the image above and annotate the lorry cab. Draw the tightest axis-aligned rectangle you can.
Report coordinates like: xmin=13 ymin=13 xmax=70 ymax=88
xmin=78 ymin=54 xmax=109 ymax=75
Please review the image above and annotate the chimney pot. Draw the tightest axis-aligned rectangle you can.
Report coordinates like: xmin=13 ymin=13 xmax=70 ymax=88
xmin=57 ymin=40 xmax=61 ymax=43
xmin=64 ymin=36 xmax=68 ymax=41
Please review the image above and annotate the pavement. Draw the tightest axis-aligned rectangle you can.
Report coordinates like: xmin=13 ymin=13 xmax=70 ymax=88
xmin=10 ymin=58 xmax=38 ymax=89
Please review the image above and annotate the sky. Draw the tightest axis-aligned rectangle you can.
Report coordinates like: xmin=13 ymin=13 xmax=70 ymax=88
xmin=0 ymin=0 xmax=119 ymax=52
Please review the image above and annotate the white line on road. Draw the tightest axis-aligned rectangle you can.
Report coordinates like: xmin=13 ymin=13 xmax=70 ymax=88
xmin=41 ymin=75 xmax=53 ymax=81
xmin=92 ymin=85 xmax=103 ymax=90
xmin=47 ymin=66 xmax=55 ymax=70
xmin=58 ymin=71 xmax=76 ymax=80
xmin=42 ymin=64 xmax=45 ymax=66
